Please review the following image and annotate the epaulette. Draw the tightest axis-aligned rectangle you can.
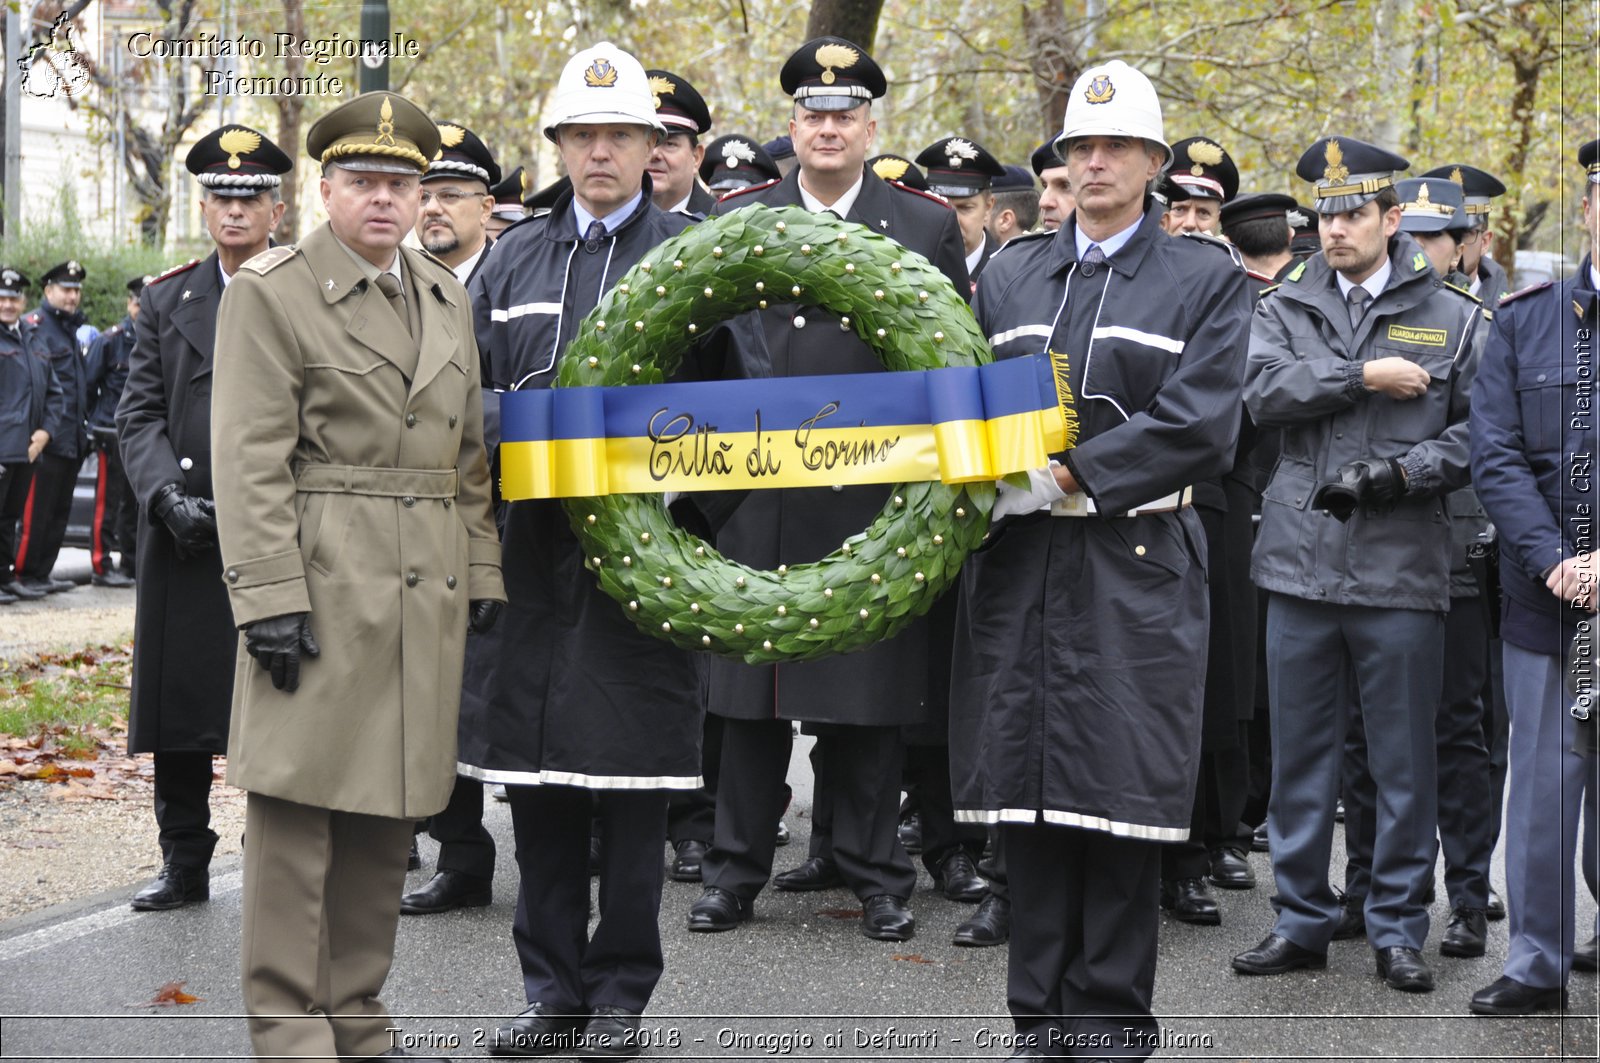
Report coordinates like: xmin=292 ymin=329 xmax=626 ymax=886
xmin=148 ymin=258 xmax=200 ymax=286
xmin=23 ymin=312 xmax=39 ymax=327
xmin=1442 ymin=280 xmax=1482 ymax=304
xmin=1181 ymin=230 xmax=1245 ymax=270
xmin=1497 ymin=280 xmax=1551 ymax=306
xmin=888 ymin=182 xmax=956 ymax=210
xmin=716 ymin=179 xmax=779 ymax=204
xmin=240 ymin=245 xmax=297 ymax=275
xmin=990 ymin=229 xmax=1053 ymax=259
xmin=1257 ymin=284 xmax=1281 ymax=298
xmin=413 ymin=246 xmax=450 ymax=270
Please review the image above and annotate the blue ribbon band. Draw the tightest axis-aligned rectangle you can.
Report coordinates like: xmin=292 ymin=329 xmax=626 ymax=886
xmin=499 ymin=352 xmax=1074 ymax=500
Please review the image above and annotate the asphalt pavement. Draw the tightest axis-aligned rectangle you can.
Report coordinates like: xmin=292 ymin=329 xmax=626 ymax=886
xmin=0 ymin=737 xmax=1596 ymax=1061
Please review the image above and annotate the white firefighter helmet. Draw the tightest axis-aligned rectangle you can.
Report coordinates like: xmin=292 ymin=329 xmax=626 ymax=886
xmin=542 ymin=43 xmax=665 ymax=144
xmin=1052 ymin=60 xmax=1171 ymax=167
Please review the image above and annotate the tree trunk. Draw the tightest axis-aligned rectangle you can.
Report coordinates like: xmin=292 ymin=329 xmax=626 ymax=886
xmin=1021 ymin=0 xmax=1078 ymax=142
xmin=1369 ymin=0 xmax=1415 ymax=153
xmin=273 ymin=0 xmax=307 ymax=241
xmin=1497 ymin=56 xmax=1541 ymax=289
xmin=805 ymin=0 xmax=887 ymax=51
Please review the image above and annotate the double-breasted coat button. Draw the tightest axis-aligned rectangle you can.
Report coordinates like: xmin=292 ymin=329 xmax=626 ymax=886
xmin=449 ymin=414 xmax=458 ymax=428
xmin=179 ymin=457 xmax=194 ymax=471
xmin=405 ymin=412 xmax=418 ymax=427
xmin=1134 ymin=545 xmax=1147 ymax=556
xmin=405 ymin=571 xmax=419 ymax=587
xmin=446 ymin=575 xmax=457 ymax=589
xmin=403 ymin=496 xmax=416 ymax=507
xmin=443 ymin=498 xmax=452 ymax=508
xmin=225 ymin=569 xmax=239 ymax=583
xmin=793 ymin=314 xmax=807 ymax=329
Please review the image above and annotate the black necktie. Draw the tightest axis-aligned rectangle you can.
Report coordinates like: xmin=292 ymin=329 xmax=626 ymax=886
xmin=1347 ymin=285 xmax=1371 ymax=328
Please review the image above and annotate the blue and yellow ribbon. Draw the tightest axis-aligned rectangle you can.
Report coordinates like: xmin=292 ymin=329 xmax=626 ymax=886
xmin=500 ymin=352 xmax=1075 ymax=500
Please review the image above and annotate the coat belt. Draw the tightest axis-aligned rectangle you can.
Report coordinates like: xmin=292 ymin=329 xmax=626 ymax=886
xmin=294 ymin=463 xmax=459 ymax=499
xmin=1050 ymin=486 xmax=1192 ymax=518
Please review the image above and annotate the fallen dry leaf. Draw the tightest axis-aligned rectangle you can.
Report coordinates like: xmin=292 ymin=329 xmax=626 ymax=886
xmin=891 ymin=954 xmax=936 ymax=964
xmin=129 ymin=981 xmax=203 ymax=1008
xmin=0 ymin=760 xmax=19 ymax=776
xmin=817 ymin=908 xmax=865 ymax=920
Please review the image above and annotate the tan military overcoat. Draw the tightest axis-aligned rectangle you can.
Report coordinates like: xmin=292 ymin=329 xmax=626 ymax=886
xmin=212 ymin=222 xmax=504 ymax=819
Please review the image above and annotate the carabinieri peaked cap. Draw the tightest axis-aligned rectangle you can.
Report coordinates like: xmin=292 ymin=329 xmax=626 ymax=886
xmin=307 ymin=91 xmax=439 ymax=174
xmin=186 ymin=124 xmax=293 ymax=197
xmin=915 ymin=136 xmax=1006 ymax=199
xmin=701 ymin=135 xmax=781 ymax=191
xmin=426 ymin=122 xmax=502 ymax=187
xmin=867 ymin=153 xmax=929 ymax=192
xmin=1030 ymin=140 xmax=1064 ymax=177
xmin=1583 ymin=139 xmax=1600 ymax=184
xmin=992 ymin=164 xmax=1037 ymax=193
xmin=41 ymin=261 xmax=86 ymax=289
xmin=1395 ymin=177 xmax=1467 ymax=234
xmin=1168 ymin=136 xmax=1240 ymax=202
xmin=1219 ymin=192 xmax=1300 ymax=231
xmin=647 ymin=70 xmax=712 ymax=135
xmin=1295 ymin=136 xmax=1409 ymax=215
xmin=780 ymin=37 xmax=886 ymax=111
xmin=0 ymin=266 xmax=28 ymax=297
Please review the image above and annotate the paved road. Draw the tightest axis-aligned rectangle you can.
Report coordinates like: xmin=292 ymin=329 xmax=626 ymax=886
xmin=0 ymin=738 xmax=1595 ymax=1061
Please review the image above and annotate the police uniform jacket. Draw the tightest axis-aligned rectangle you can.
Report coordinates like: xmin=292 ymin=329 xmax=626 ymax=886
xmin=1475 ymin=255 xmax=1509 ymax=310
xmin=1246 ymin=235 xmax=1487 ymax=614
xmin=1469 ymin=255 xmax=1599 ymax=654
xmin=211 ymin=223 xmax=505 ymax=820
xmin=116 ymin=254 xmax=236 ymax=754
xmin=459 ymin=186 xmax=708 ymax=790
xmin=86 ymin=316 xmax=133 ymax=433
xmin=25 ymin=301 xmax=89 ymax=460
xmin=949 ymin=205 xmax=1251 ymax=838
xmin=702 ymin=166 xmax=970 ymax=728
xmin=0 ymin=320 xmax=65 ymax=466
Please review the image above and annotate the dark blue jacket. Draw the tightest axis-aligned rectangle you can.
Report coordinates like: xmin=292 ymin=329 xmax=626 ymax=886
xmin=0 ymin=319 xmax=67 ymax=465
xmin=1469 ymin=255 xmax=1599 ymax=652
xmin=86 ymin=314 xmax=134 ymax=432
xmin=24 ymin=300 xmax=90 ymax=460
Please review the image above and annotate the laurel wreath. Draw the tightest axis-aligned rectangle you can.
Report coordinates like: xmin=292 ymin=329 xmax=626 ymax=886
xmin=557 ymin=205 xmax=994 ymax=664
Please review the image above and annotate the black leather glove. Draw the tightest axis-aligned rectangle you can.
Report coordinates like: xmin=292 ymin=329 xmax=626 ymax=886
xmin=244 ymin=612 xmax=319 ymax=693
xmin=151 ymin=483 xmax=218 ymax=559
xmin=469 ymin=599 xmax=502 ymax=635
xmin=1311 ymin=457 xmax=1406 ymax=522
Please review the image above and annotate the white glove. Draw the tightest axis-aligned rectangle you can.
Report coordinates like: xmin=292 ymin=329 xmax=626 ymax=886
xmin=991 ymin=463 xmax=1069 ymax=520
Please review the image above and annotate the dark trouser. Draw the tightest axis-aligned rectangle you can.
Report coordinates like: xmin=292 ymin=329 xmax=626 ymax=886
xmin=91 ymin=440 xmax=137 ymax=576
xmin=507 ymin=784 xmax=667 ymax=1013
xmin=980 ymin=827 xmax=1009 ymax=902
xmin=1343 ymin=593 xmax=1493 ymax=910
xmin=1266 ymin=595 xmax=1441 ymax=952
xmin=1163 ymin=734 xmax=1251 ymax=880
xmin=1003 ymin=822 xmax=1161 ymax=1058
xmin=154 ymin=751 xmax=219 ymax=868
xmin=1484 ymin=635 xmax=1510 ymax=856
xmin=14 ymin=451 xmax=80 ymax=582
xmin=424 ymin=774 xmax=495 ymax=881
xmin=903 ymin=743 xmax=984 ymax=876
xmin=667 ymin=713 xmax=722 ymax=846
xmin=240 ymin=792 xmax=413 ymax=1061
xmin=703 ymin=718 xmax=914 ymax=903
xmin=0 ymin=461 xmax=35 ymax=581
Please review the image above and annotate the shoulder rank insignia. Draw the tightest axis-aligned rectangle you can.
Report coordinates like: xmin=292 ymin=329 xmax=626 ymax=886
xmin=1496 ymin=280 xmax=1552 ymax=306
xmin=1257 ymin=284 xmax=1281 ymax=298
xmin=240 ymin=245 xmax=296 ymax=275
xmin=1442 ymin=280 xmax=1482 ymax=304
xmin=1286 ymin=261 xmax=1307 ymax=283
xmin=1412 ymin=251 xmax=1429 ymax=272
xmin=1181 ymin=230 xmax=1245 ymax=269
xmin=149 ymin=258 xmax=200 ymax=286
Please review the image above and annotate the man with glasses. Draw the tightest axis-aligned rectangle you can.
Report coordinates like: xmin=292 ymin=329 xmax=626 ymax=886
xmin=416 ymin=123 xmax=502 ymax=287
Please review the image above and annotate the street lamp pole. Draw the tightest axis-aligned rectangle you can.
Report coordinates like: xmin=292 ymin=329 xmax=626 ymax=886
xmin=358 ymin=0 xmax=390 ymax=93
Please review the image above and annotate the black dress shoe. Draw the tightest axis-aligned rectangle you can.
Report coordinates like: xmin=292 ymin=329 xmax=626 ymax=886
xmin=1331 ymin=895 xmax=1366 ymax=941
xmin=1208 ymin=846 xmax=1256 ymax=890
xmin=2 ymin=579 xmax=45 ymax=600
xmin=92 ymin=570 xmax=135 ymax=588
xmin=1440 ymin=907 xmax=1488 ymax=958
xmin=400 ymin=870 xmax=492 ymax=915
xmin=489 ymin=1002 xmax=587 ymax=1056
xmin=898 ymin=811 xmax=923 ymax=854
xmin=1375 ymin=946 xmax=1435 ymax=992
xmin=687 ymin=886 xmax=751 ymax=932
xmin=0 ymin=586 xmax=16 ymax=604
xmin=862 ymin=894 xmax=915 ymax=941
xmin=1470 ymin=975 xmax=1567 ymax=1015
xmin=130 ymin=864 xmax=209 ymax=911
xmin=934 ymin=850 xmax=987 ymax=902
xmin=407 ymin=839 xmax=422 ymax=871
xmin=775 ymin=820 xmax=791 ymax=846
xmin=1485 ymin=887 xmax=1506 ymax=921
xmin=576 ymin=1006 xmax=643 ymax=1059
xmin=1160 ymin=877 xmax=1221 ymax=926
xmin=37 ymin=577 xmax=75 ymax=594
xmin=1250 ymin=824 xmax=1270 ymax=853
xmin=953 ymin=894 xmax=1010 ymax=947
xmin=1232 ymin=933 xmax=1327 ymax=975
xmin=1574 ymin=934 xmax=1599 ymax=972
xmin=670 ymin=839 xmax=707 ymax=882
xmin=773 ymin=856 xmax=843 ymax=891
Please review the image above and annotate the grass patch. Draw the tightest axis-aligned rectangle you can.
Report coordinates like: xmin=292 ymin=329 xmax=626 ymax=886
xmin=0 ymin=642 xmax=133 ymax=751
